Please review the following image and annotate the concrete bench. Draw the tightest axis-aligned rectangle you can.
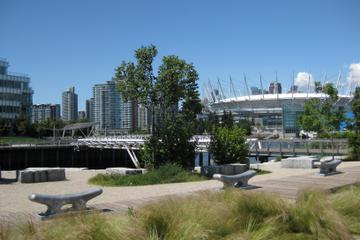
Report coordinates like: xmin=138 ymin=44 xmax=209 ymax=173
xmin=319 ymin=159 xmax=342 ymax=176
xmin=201 ymin=164 xmax=247 ymax=177
xmin=29 ymin=188 xmax=103 ymax=219
xmin=213 ymin=170 xmax=256 ymax=189
xmin=19 ymin=168 xmax=66 ymax=183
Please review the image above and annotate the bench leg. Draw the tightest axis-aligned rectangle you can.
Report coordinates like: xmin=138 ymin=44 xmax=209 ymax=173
xmin=44 ymin=203 xmax=62 ymax=216
xmin=72 ymin=200 xmax=87 ymax=211
xmin=222 ymin=181 xmax=234 ymax=189
xmin=235 ymin=179 xmax=249 ymax=188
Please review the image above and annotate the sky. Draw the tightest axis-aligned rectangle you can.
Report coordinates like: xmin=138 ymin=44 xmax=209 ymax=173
xmin=0 ymin=0 xmax=359 ymax=109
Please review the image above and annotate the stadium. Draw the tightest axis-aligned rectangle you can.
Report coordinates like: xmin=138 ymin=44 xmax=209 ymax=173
xmin=206 ymin=84 xmax=353 ymax=135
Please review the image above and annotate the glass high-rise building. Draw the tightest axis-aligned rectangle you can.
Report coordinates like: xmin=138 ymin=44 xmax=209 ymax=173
xmin=0 ymin=59 xmax=33 ymax=120
xmin=62 ymin=87 xmax=78 ymax=122
xmin=85 ymin=98 xmax=94 ymax=122
xmin=93 ymin=79 xmax=135 ymax=132
xmin=31 ymin=104 xmax=61 ymax=123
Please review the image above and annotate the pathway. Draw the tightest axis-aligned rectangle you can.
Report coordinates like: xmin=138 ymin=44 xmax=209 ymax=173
xmin=0 ymin=162 xmax=359 ymax=221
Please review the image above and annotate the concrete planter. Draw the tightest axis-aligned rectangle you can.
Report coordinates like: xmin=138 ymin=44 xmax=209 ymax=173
xmin=281 ymin=156 xmax=319 ymax=169
xmin=19 ymin=168 xmax=66 ymax=183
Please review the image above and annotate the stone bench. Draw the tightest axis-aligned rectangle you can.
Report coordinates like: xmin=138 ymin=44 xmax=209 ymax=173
xmin=213 ymin=170 xmax=256 ymax=189
xmin=201 ymin=163 xmax=248 ymax=177
xmin=319 ymin=159 xmax=342 ymax=176
xmin=29 ymin=188 xmax=103 ymax=219
xmin=19 ymin=168 xmax=66 ymax=183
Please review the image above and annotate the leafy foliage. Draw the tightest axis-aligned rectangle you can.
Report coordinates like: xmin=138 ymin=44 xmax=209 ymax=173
xmin=141 ymin=119 xmax=196 ymax=169
xmin=299 ymin=83 xmax=344 ymax=133
xmin=0 ymin=117 xmax=65 ymax=138
xmin=352 ymin=87 xmax=360 ymax=131
xmin=209 ymin=126 xmax=249 ymax=165
xmin=350 ymin=87 xmax=360 ymax=160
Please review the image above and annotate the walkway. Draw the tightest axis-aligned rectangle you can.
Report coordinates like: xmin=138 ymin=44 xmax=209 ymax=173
xmin=253 ymin=165 xmax=360 ymax=199
xmin=0 ymin=162 xmax=359 ymax=221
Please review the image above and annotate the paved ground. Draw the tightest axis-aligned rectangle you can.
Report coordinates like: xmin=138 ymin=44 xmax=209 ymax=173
xmin=1 ymin=161 xmax=360 ymax=220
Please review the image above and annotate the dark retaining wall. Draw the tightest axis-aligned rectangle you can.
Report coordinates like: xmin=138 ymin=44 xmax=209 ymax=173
xmin=0 ymin=146 xmax=135 ymax=170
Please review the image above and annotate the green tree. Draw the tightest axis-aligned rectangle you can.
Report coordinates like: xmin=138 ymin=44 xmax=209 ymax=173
xmin=116 ymin=45 xmax=158 ymax=133
xmin=352 ymin=87 xmax=360 ymax=131
xmin=209 ymin=126 xmax=249 ymax=165
xmin=222 ymin=111 xmax=234 ymax=128
xmin=350 ymin=87 xmax=360 ymax=160
xmin=116 ymin=45 xmax=202 ymax=168
xmin=237 ymin=119 xmax=252 ymax=136
xmin=141 ymin=119 xmax=196 ymax=169
xmin=299 ymin=83 xmax=343 ymax=134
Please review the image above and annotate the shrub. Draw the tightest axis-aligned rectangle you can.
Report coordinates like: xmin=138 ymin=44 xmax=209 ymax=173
xmin=88 ymin=163 xmax=204 ymax=186
xmin=209 ymin=126 xmax=249 ymax=165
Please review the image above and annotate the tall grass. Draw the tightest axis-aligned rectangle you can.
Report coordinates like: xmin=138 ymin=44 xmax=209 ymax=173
xmin=1 ymin=186 xmax=359 ymax=239
xmin=89 ymin=164 xmax=205 ymax=186
xmin=331 ymin=185 xmax=360 ymax=234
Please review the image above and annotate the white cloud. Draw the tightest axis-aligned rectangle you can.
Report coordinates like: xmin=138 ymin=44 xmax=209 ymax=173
xmin=295 ymin=72 xmax=314 ymax=89
xmin=347 ymin=63 xmax=360 ymax=88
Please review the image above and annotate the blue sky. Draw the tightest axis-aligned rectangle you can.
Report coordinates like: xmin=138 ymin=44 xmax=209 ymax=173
xmin=1 ymin=0 xmax=359 ymax=109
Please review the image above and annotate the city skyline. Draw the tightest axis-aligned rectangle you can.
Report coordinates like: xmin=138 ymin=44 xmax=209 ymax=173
xmin=1 ymin=0 xmax=359 ymax=109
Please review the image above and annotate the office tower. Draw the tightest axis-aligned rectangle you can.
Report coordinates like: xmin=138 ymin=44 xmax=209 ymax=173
xmin=31 ymin=104 xmax=61 ymax=123
xmin=85 ymin=98 xmax=94 ymax=121
xmin=62 ymin=87 xmax=78 ymax=121
xmin=250 ymin=87 xmax=262 ymax=95
xmin=269 ymin=82 xmax=282 ymax=94
xmin=288 ymin=85 xmax=298 ymax=93
xmin=0 ymin=58 xmax=33 ymax=120
xmin=93 ymin=79 xmax=135 ymax=131
xmin=50 ymin=104 xmax=61 ymax=120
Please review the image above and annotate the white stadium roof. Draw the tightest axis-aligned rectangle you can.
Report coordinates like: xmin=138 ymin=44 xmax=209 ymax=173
xmin=217 ymin=93 xmax=352 ymax=103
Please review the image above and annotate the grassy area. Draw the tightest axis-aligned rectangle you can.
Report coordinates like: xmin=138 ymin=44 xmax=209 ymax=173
xmin=89 ymin=164 xmax=205 ymax=186
xmin=0 ymin=136 xmax=40 ymax=145
xmin=2 ymin=185 xmax=360 ymax=240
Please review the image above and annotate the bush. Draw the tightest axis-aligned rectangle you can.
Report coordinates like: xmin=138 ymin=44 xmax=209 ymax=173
xmin=88 ymin=164 xmax=204 ymax=186
xmin=209 ymin=126 xmax=249 ymax=165
xmin=140 ymin=119 xmax=196 ymax=169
